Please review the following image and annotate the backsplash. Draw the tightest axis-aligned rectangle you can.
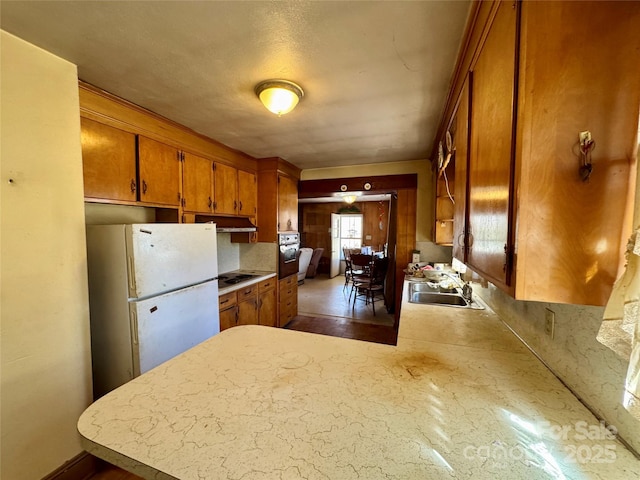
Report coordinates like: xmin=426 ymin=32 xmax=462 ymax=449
xmin=216 ymin=233 xmax=277 ymax=274
xmin=415 ymin=241 xmax=452 ymax=264
xmin=216 ymin=233 xmax=240 ymax=274
xmin=475 ymin=283 xmax=640 ymax=454
xmin=239 ymin=242 xmax=277 ymax=272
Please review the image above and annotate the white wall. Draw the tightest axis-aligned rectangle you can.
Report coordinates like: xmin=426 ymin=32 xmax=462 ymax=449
xmin=0 ymin=31 xmax=92 ymax=478
xmin=301 ymin=159 xmax=452 ymax=263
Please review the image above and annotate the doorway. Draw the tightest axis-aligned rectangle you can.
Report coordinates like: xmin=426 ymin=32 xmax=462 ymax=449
xmin=298 ymin=173 xmax=418 ymax=324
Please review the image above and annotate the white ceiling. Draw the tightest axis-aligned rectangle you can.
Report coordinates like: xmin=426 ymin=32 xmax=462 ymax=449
xmin=1 ymin=1 xmax=470 ymax=171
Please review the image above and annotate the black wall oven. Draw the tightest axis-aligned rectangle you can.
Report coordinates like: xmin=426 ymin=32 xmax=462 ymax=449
xmin=278 ymin=233 xmax=300 ymax=279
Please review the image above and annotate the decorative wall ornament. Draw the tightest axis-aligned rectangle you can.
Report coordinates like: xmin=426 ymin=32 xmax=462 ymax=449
xmin=337 ymin=205 xmax=361 ymax=214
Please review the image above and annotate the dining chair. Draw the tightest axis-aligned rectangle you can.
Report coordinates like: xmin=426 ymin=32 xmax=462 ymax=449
xmin=343 ymin=247 xmax=354 ymax=290
xmin=352 ymin=256 xmax=389 ymax=315
xmin=349 ymin=253 xmax=373 ymax=300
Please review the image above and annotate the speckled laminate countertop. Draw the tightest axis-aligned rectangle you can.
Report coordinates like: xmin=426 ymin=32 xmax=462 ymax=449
xmin=77 ymin=282 xmax=640 ymax=479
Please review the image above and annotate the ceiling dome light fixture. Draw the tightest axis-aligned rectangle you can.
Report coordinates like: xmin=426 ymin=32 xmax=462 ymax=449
xmin=255 ymin=79 xmax=304 ymax=116
xmin=342 ymin=194 xmax=358 ymax=204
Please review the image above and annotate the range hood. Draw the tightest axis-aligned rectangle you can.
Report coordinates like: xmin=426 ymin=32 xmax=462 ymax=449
xmin=206 ymin=217 xmax=258 ymax=233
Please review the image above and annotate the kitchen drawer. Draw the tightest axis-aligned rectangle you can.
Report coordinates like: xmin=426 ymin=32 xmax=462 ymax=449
xmin=278 ymin=278 xmax=297 ymax=326
xmin=280 ymin=285 xmax=297 ymax=302
xmin=280 ymin=274 xmax=296 ymax=288
xmin=258 ymin=277 xmax=276 ymax=293
xmin=236 ymin=284 xmax=257 ymax=301
xmin=280 ymin=298 xmax=297 ymax=325
xmin=218 ymin=291 xmax=237 ymax=311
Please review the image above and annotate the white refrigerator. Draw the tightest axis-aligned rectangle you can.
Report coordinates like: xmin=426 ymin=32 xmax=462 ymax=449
xmin=86 ymin=223 xmax=219 ymax=398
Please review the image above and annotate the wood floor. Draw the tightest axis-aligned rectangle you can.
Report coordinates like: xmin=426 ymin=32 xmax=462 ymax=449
xmin=284 ymin=314 xmax=397 ymax=345
xmin=89 ymin=463 xmax=142 ymax=480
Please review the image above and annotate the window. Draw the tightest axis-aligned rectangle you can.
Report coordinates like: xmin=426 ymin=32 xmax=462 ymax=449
xmin=340 ymin=214 xmax=363 ymax=258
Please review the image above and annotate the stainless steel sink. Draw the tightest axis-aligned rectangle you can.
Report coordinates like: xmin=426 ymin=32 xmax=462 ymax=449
xmin=408 ymin=282 xmax=484 ymax=309
xmin=409 ymin=282 xmax=457 ymax=294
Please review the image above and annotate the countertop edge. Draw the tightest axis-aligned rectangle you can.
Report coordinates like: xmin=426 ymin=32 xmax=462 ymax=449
xmin=218 ymin=271 xmax=277 ymax=295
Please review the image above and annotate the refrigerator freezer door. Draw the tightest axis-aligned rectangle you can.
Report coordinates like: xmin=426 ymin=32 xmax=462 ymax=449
xmin=126 ymin=223 xmax=218 ymax=299
xmin=130 ymin=280 xmax=220 ymax=376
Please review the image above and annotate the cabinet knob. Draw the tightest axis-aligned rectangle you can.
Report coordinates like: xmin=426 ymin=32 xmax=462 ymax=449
xmin=239 ymin=200 xmax=243 ymax=212
xmin=130 ymin=179 xmax=136 ymax=193
xmin=208 ymin=197 xmax=212 ymax=209
xmin=234 ymin=200 xmax=238 ymax=211
xmin=142 ymin=180 xmax=148 ymax=194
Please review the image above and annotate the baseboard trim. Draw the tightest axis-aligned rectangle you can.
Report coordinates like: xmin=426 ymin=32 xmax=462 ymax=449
xmin=42 ymin=451 xmax=102 ymax=480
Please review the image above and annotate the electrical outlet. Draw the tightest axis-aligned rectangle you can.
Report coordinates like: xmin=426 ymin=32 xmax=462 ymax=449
xmin=544 ymin=308 xmax=555 ymax=339
xmin=579 ymin=131 xmax=592 ymax=146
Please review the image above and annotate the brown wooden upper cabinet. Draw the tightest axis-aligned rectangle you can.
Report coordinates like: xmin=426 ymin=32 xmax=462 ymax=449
xmin=213 ymin=162 xmax=238 ymax=215
xmin=277 ymin=174 xmax=299 ymax=232
xmin=447 ymin=0 xmax=640 ymax=306
xmin=237 ymin=170 xmax=257 ymax=217
xmin=138 ymin=136 xmax=181 ymax=206
xmin=257 ymin=158 xmax=301 ymax=242
xmin=80 ymin=117 xmax=137 ymax=202
xmin=182 ymin=156 xmax=258 ymax=219
xmin=452 ymin=79 xmax=470 ymax=264
xmin=182 ymin=151 xmax=213 ymax=213
xmin=467 ymin=0 xmax=516 ymax=291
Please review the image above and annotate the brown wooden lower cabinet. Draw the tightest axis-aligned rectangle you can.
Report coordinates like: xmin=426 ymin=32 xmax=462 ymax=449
xmin=218 ymin=291 xmax=238 ymax=331
xmin=237 ymin=284 xmax=259 ymax=326
xmin=218 ymin=277 xmax=279 ymax=330
xmin=278 ymin=275 xmax=298 ymax=327
xmin=258 ymin=278 xmax=277 ymax=327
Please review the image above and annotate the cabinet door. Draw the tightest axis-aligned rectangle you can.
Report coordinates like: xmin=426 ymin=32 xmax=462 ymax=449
xmin=80 ymin=118 xmax=137 ymax=202
xmin=182 ymin=152 xmax=213 ymax=213
xmin=219 ymin=307 xmax=237 ymax=331
xmin=468 ymin=1 xmax=517 ymax=288
xmin=278 ymin=174 xmax=298 ymax=232
xmin=258 ymin=289 xmax=277 ymax=327
xmin=138 ymin=136 xmax=181 ymax=206
xmin=237 ymin=170 xmax=257 ymax=217
xmin=452 ymin=79 xmax=470 ymax=263
xmin=514 ymin=1 xmax=640 ymax=305
xmin=214 ymin=163 xmax=238 ymax=215
xmin=237 ymin=296 xmax=258 ymax=326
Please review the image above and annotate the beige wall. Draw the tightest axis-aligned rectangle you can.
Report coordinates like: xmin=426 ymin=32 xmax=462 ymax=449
xmin=1 ymin=31 xmax=92 ymax=478
xmin=84 ymin=203 xmax=156 ymax=225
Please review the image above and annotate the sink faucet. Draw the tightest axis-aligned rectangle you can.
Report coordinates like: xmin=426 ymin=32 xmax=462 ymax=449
xmin=440 ymin=271 xmax=473 ymax=303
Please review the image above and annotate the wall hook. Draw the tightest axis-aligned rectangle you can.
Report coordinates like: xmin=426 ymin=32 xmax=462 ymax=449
xmin=577 ymin=131 xmax=595 ymax=182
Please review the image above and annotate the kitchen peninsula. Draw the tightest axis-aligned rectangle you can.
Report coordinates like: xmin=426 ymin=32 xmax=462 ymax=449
xmin=78 ymin=285 xmax=640 ymax=479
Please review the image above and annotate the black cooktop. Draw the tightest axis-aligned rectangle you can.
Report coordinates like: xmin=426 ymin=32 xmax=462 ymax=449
xmin=218 ymin=272 xmax=260 ymax=286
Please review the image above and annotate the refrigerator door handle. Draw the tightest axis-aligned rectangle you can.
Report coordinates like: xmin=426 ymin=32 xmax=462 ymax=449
xmin=127 ymin=255 xmax=136 ymax=294
xmin=131 ymin=311 xmax=139 ymax=345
